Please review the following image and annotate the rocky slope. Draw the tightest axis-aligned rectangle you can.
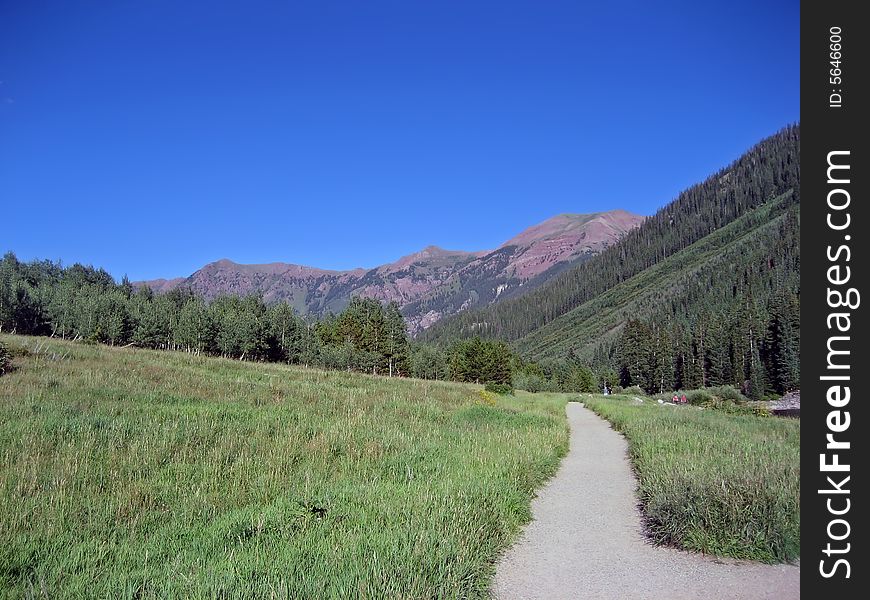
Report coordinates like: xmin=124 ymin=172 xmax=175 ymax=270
xmin=138 ymin=210 xmax=643 ymax=332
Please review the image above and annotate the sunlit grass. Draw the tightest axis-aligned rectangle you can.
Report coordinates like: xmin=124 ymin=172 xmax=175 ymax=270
xmin=0 ymin=334 xmax=568 ymax=598
xmin=585 ymin=394 xmax=799 ymax=562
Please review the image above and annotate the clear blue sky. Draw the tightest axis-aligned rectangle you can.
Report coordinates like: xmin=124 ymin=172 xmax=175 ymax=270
xmin=1 ymin=0 xmax=799 ymax=281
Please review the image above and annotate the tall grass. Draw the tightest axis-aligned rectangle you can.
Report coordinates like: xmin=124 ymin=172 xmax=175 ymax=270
xmin=0 ymin=334 xmax=568 ymax=598
xmin=584 ymin=395 xmax=799 ymax=562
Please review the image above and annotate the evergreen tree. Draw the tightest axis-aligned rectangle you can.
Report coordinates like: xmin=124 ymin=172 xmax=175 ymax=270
xmin=762 ymin=291 xmax=800 ymax=393
xmin=449 ymin=337 xmax=514 ymax=385
xmin=383 ymin=302 xmax=410 ymax=376
xmin=564 ymin=364 xmax=597 ymax=393
xmin=616 ymin=320 xmax=651 ymax=388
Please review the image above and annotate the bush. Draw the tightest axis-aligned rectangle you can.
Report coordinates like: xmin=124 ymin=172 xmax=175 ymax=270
xmin=485 ymin=381 xmax=514 ymax=395
xmin=623 ymin=385 xmax=646 ymax=396
xmin=0 ymin=341 xmax=10 ymax=376
xmin=513 ymin=372 xmax=546 ymax=393
xmin=650 ymin=386 xmax=750 ymax=410
xmin=686 ymin=389 xmax=715 ymax=406
xmin=476 ymin=389 xmax=498 ymax=406
xmin=707 ymin=385 xmax=746 ymax=403
xmin=611 ymin=385 xmax=624 ymax=394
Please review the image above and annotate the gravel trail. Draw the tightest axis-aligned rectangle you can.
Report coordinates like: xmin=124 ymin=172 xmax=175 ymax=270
xmin=492 ymin=402 xmax=799 ymax=599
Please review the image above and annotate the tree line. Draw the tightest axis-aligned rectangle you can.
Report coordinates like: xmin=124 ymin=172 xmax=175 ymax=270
xmin=614 ymin=290 xmax=799 ymax=400
xmin=0 ymin=252 xmax=529 ymax=386
xmin=609 ymin=204 xmax=800 ymax=400
xmin=0 ymin=245 xmax=798 ymax=399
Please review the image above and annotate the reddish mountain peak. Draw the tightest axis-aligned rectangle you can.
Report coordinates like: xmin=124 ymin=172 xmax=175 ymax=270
xmin=199 ymin=258 xmax=350 ymax=278
xmin=593 ymin=209 xmax=647 ymax=229
xmin=381 ymin=245 xmax=480 ymax=273
xmin=494 ymin=210 xmax=645 ymax=280
xmin=500 ymin=210 xmax=643 ymax=249
xmin=136 ymin=277 xmax=185 ymax=294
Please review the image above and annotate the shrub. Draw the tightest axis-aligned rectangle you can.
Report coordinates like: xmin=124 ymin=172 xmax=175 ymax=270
xmin=513 ymin=372 xmax=545 ymax=393
xmin=623 ymin=385 xmax=646 ymax=396
xmin=686 ymin=389 xmax=715 ymax=406
xmin=707 ymin=385 xmax=745 ymax=403
xmin=476 ymin=389 xmax=498 ymax=406
xmin=0 ymin=341 xmax=10 ymax=376
xmin=611 ymin=385 xmax=624 ymax=394
xmin=485 ymin=381 xmax=514 ymax=395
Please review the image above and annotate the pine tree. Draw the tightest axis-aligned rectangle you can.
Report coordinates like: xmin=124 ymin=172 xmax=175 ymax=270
xmin=383 ymin=302 xmax=410 ymax=376
xmin=616 ymin=320 xmax=651 ymax=388
xmin=762 ymin=291 xmax=800 ymax=393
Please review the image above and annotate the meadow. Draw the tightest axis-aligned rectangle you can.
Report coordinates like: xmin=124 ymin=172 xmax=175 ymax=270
xmin=584 ymin=394 xmax=800 ymax=562
xmin=0 ymin=334 xmax=568 ymax=598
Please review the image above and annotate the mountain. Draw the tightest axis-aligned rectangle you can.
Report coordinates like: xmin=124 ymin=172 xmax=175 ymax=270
xmin=139 ymin=277 xmax=185 ymax=294
xmin=400 ymin=210 xmax=645 ymax=331
xmin=498 ymin=209 xmax=643 ymax=278
xmin=422 ymin=124 xmax=801 ymax=372
xmin=137 ymin=210 xmax=644 ymax=331
xmin=519 ymin=192 xmax=798 ymax=364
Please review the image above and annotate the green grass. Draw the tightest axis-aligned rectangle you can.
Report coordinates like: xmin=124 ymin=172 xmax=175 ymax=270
xmin=584 ymin=394 xmax=799 ymax=563
xmin=0 ymin=334 xmax=568 ymax=598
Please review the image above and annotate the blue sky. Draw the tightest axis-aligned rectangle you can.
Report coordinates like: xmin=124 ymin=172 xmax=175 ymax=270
xmin=1 ymin=0 xmax=799 ymax=281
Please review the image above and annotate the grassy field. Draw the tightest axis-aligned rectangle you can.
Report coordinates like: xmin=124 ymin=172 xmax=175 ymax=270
xmin=0 ymin=334 xmax=568 ymax=598
xmin=584 ymin=394 xmax=799 ymax=562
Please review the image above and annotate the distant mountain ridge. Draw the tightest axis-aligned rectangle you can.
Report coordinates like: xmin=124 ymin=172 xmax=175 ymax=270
xmin=137 ymin=210 xmax=644 ymax=332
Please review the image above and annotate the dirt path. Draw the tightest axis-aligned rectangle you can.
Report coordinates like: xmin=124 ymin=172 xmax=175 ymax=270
xmin=492 ymin=402 xmax=799 ymax=599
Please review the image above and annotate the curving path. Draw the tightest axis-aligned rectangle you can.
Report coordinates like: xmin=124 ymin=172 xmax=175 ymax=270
xmin=492 ymin=402 xmax=799 ymax=600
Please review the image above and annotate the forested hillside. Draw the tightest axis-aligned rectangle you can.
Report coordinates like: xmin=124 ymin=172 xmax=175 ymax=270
xmin=421 ymin=125 xmax=800 ymax=398
xmin=423 ymin=125 xmax=800 ymax=345
xmin=521 ymin=194 xmax=799 ymax=396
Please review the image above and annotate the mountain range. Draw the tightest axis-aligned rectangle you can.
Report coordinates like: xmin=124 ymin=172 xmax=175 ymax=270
xmin=138 ymin=210 xmax=644 ymax=332
xmin=422 ymin=124 xmax=801 ymax=373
